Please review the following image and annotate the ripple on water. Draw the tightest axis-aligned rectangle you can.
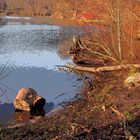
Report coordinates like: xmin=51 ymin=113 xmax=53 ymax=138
xmin=0 ymin=20 xmax=82 ymax=125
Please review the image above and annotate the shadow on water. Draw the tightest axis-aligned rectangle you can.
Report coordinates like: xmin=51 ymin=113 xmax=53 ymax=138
xmin=0 ymin=102 xmax=55 ymax=125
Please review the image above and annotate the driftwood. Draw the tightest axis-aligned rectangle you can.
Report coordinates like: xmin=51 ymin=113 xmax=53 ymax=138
xmin=65 ymin=64 xmax=140 ymax=73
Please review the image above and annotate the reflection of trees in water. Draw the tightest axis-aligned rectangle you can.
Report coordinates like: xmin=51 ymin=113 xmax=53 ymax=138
xmin=0 ymin=25 xmax=61 ymax=53
xmin=57 ymin=38 xmax=73 ymax=59
xmin=0 ymin=23 xmax=82 ymax=54
xmin=0 ymin=61 xmax=15 ymax=103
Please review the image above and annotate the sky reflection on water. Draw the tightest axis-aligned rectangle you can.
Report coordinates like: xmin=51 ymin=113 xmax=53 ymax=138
xmin=0 ymin=19 xmax=82 ymax=125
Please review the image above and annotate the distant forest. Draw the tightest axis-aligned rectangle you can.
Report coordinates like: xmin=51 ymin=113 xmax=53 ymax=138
xmin=0 ymin=0 xmax=139 ymax=21
xmin=0 ymin=0 xmax=98 ymax=19
xmin=0 ymin=0 xmax=71 ymax=17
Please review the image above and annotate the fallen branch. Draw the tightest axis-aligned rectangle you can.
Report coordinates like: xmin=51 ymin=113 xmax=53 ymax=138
xmin=110 ymin=106 xmax=137 ymax=140
xmin=65 ymin=64 xmax=140 ymax=73
xmin=110 ymin=106 xmax=124 ymax=119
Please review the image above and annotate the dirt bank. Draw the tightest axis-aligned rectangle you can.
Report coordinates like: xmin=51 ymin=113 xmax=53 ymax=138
xmin=0 ymin=67 xmax=140 ymax=139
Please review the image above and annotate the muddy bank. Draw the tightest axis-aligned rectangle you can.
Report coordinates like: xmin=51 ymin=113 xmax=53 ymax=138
xmin=1 ymin=67 xmax=140 ymax=139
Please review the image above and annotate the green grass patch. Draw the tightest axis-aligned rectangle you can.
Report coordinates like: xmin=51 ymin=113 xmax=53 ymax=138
xmin=95 ymin=85 xmax=114 ymax=102
xmin=131 ymin=104 xmax=140 ymax=111
xmin=124 ymin=111 xmax=136 ymax=120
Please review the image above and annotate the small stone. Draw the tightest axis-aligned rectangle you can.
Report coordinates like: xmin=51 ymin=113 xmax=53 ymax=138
xmin=101 ymin=105 xmax=106 ymax=111
xmin=14 ymin=88 xmax=46 ymax=112
xmin=124 ymin=73 xmax=140 ymax=88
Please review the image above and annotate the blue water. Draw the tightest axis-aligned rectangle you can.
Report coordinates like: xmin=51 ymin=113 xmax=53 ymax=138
xmin=0 ymin=17 xmax=83 ymax=125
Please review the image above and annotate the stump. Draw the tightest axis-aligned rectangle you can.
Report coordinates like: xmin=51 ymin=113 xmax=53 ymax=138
xmin=14 ymin=88 xmax=46 ymax=112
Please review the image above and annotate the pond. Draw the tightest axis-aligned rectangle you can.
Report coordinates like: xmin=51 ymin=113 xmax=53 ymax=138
xmin=0 ymin=17 xmax=83 ymax=125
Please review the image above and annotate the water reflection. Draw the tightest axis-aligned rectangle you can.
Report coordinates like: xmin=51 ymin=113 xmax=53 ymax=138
xmin=0 ymin=102 xmax=54 ymax=125
xmin=1 ymin=67 xmax=80 ymax=103
xmin=0 ymin=20 xmax=82 ymax=125
xmin=0 ymin=24 xmax=63 ymax=52
xmin=2 ymin=16 xmax=31 ymax=20
xmin=14 ymin=103 xmax=52 ymax=124
xmin=15 ymin=110 xmax=45 ymax=123
xmin=0 ymin=50 xmax=70 ymax=69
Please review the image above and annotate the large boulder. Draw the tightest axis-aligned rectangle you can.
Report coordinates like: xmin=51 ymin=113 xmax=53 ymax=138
xmin=14 ymin=88 xmax=46 ymax=112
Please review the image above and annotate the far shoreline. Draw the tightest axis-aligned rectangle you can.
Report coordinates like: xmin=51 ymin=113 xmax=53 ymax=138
xmin=0 ymin=15 xmax=79 ymax=26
